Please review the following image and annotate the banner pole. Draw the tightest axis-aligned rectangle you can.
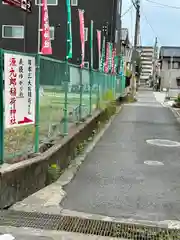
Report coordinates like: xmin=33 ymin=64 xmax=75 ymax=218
xmin=78 ymin=9 xmax=85 ymax=121
xmin=0 ymin=49 xmax=4 ymax=164
xmin=34 ymin=0 xmax=41 ymax=153
xmin=89 ymin=20 xmax=93 ymax=116
xmin=63 ymin=0 xmax=72 ymax=135
xmin=37 ymin=1 xmax=41 ymax=53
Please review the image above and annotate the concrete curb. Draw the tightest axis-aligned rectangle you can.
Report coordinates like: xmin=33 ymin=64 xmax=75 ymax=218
xmin=170 ymin=107 xmax=180 ymax=122
xmin=153 ymin=92 xmax=180 ymax=123
xmin=163 ymin=103 xmax=180 ymax=123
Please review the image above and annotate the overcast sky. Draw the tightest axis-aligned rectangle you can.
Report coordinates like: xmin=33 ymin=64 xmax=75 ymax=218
xmin=122 ymin=0 xmax=180 ymax=47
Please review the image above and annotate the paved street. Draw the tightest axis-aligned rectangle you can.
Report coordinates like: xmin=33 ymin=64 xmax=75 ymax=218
xmin=61 ymin=90 xmax=180 ymax=222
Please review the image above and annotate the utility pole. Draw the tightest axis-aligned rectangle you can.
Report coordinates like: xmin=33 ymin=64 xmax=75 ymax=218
xmin=134 ymin=0 xmax=140 ymax=48
xmin=119 ymin=0 xmax=122 ymax=59
xmin=169 ymin=54 xmax=173 ymax=90
xmin=131 ymin=0 xmax=140 ymax=95
xmin=152 ymin=37 xmax=158 ymax=85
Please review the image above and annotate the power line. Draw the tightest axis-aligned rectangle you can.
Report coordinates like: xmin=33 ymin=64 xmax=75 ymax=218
xmin=145 ymin=0 xmax=180 ymax=9
xmin=131 ymin=0 xmax=137 ymax=10
xmin=122 ymin=5 xmax=133 ymax=17
xmin=130 ymin=5 xmax=133 ymax=43
xmin=141 ymin=8 xmax=162 ymax=44
xmin=131 ymin=0 xmax=161 ymax=45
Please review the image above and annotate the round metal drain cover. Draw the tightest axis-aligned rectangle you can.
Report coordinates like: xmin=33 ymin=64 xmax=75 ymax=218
xmin=146 ymin=139 xmax=180 ymax=147
xmin=144 ymin=161 xmax=164 ymax=166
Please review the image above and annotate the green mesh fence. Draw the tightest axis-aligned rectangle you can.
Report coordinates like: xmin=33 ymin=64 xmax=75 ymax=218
xmin=0 ymin=49 xmax=126 ymax=164
xmin=68 ymin=65 xmax=82 ymax=122
xmin=39 ymin=56 xmax=67 ymax=141
xmin=116 ymin=75 xmax=126 ymax=98
xmin=97 ymin=72 xmax=116 ymax=109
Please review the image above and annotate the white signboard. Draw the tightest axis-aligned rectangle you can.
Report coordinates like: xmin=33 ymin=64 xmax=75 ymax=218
xmin=4 ymin=53 xmax=35 ymax=128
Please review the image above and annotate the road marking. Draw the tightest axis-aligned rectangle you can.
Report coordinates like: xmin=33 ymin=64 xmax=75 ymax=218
xmin=144 ymin=161 xmax=164 ymax=166
xmin=146 ymin=139 xmax=180 ymax=147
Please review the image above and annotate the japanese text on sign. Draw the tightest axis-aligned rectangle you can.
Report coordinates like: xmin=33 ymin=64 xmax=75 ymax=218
xmin=18 ymin=58 xmax=24 ymax=98
xmin=28 ymin=59 xmax=32 ymax=115
xmin=4 ymin=53 xmax=35 ymax=129
xmin=9 ymin=57 xmax=17 ymax=126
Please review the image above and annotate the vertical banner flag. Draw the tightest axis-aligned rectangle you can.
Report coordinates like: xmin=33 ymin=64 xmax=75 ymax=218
xmin=97 ymin=30 xmax=101 ymax=70
xmin=41 ymin=0 xmax=52 ymax=54
xmin=90 ymin=20 xmax=93 ymax=69
xmin=78 ymin=9 xmax=85 ymax=68
xmin=100 ymin=36 xmax=105 ymax=72
xmin=108 ymin=43 xmax=112 ymax=72
xmin=66 ymin=0 xmax=72 ymax=59
xmin=111 ymin=47 xmax=116 ymax=74
xmin=3 ymin=0 xmax=32 ymax=12
xmin=104 ymin=42 xmax=109 ymax=73
xmin=114 ymin=54 xmax=118 ymax=74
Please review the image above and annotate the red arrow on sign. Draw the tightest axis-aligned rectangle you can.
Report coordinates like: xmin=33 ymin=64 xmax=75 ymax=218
xmin=18 ymin=117 xmax=33 ymax=124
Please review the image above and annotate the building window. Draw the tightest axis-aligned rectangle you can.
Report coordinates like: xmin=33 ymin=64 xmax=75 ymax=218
xmin=50 ymin=26 xmax=55 ymax=40
xmin=71 ymin=0 xmax=78 ymax=6
xmin=2 ymin=25 xmax=24 ymax=39
xmin=173 ymin=62 xmax=180 ymax=69
xmin=168 ymin=61 xmax=180 ymax=69
xmin=35 ymin=0 xmax=58 ymax=5
xmin=84 ymin=27 xmax=88 ymax=41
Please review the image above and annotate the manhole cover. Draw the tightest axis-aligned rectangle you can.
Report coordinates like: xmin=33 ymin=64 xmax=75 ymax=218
xmin=144 ymin=161 xmax=164 ymax=166
xmin=146 ymin=139 xmax=180 ymax=147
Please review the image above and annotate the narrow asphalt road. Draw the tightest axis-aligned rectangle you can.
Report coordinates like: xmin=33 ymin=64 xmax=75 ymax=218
xmin=61 ymin=90 xmax=180 ymax=222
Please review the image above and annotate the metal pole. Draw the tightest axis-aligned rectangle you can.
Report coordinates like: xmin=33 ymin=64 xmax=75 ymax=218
xmin=169 ymin=55 xmax=173 ymax=90
xmin=89 ymin=20 xmax=93 ymax=116
xmin=63 ymin=0 xmax=72 ymax=135
xmin=131 ymin=0 xmax=140 ymax=95
xmin=0 ymin=49 xmax=4 ymax=164
xmin=110 ymin=0 xmax=115 ymax=42
xmin=119 ymin=0 xmax=122 ymax=56
xmin=116 ymin=0 xmax=122 ymax=73
xmin=153 ymin=37 xmax=157 ymax=82
xmin=134 ymin=0 xmax=140 ymax=48
xmin=34 ymin=54 xmax=40 ymax=152
xmin=37 ymin=1 xmax=41 ymax=53
xmin=35 ymin=0 xmax=41 ymax=152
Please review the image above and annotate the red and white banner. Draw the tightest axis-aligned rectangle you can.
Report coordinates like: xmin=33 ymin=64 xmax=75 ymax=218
xmin=78 ymin=9 xmax=85 ymax=68
xmin=97 ymin=30 xmax=101 ymax=70
xmin=41 ymin=0 xmax=52 ymax=55
xmin=3 ymin=0 xmax=32 ymax=12
xmin=104 ymin=42 xmax=109 ymax=73
xmin=111 ymin=47 xmax=116 ymax=74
